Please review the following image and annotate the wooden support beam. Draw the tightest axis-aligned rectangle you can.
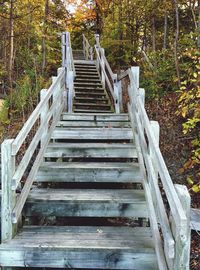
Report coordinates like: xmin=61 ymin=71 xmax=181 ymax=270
xmin=1 ymin=139 xmax=16 ymax=242
xmin=172 ymin=184 xmax=191 ymax=270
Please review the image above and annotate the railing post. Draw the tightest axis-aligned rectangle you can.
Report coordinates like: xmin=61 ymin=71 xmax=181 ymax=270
xmin=40 ymin=89 xmax=48 ymax=148
xmin=95 ymin=34 xmax=100 ymax=70
xmin=58 ymin=67 xmax=66 ymax=111
xmin=149 ymin=121 xmax=160 ymax=175
xmin=1 ymin=139 xmax=16 ymax=242
xmin=68 ymin=70 xmax=74 ymax=113
xmin=131 ymin=66 xmax=140 ymax=88
xmin=172 ymin=185 xmax=191 ymax=270
xmin=95 ymin=34 xmax=100 ymax=47
xmin=113 ymin=74 xmax=120 ymax=113
xmin=90 ymin=46 xmax=93 ymax=61
xmin=101 ymin=48 xmax=105 ymax=87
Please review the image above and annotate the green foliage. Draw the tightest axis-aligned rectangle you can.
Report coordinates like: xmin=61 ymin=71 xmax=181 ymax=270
xmin=139 ymin=50 xmax=177 ymax=99
xmin=177 ymin=47 xmax=200 ymax=191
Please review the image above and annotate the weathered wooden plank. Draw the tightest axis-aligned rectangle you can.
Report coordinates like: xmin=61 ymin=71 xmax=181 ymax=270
xmin=51 ymin=128 xmax=133 ymax=140
xmin=131 ymin=126 xmax=168 ymax=270
xmin=1 ymin=140 xmax=16 ymax=242
xmin=36 ymin=162 xmax=142 ymax=183
xmin=11 ymin=68 xmax=65 ymax=155
xmin=44 ymin=142 xmax=137 ymax=158
xmin=133 ymin=109 xmax=175 ymax=262
xmin=0 ymin=250 xmax=158 ymax=269
xmin=12 ymin=98 xmax=61 ymax=190
xmin=0 ymin=226 xmax=158 ymax=269
xmin=12 ymin=103 xmax=64 ymax=224
xmin=25 ymin=188 xmax=148 ymax=218
xmin=137 ymin=99 xmax=187 ymax=228
xmin=191 ymin=208 xmax=200 ymax=231
xmin=57 ymin=120 xmax=130 ymax=127
xmin=61 ymin=113 xmax=129 ymax=121
xmin=172 ymin=184 xmax=191 ymax=270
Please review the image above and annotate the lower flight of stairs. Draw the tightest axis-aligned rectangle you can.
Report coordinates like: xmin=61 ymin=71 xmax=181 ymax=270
xmin=0 ymin=113 xmax=158 ymax=269
xmin=73 ymin=60 xmax=113 ymax=113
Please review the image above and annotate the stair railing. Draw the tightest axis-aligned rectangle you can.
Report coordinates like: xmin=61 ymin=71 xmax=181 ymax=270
xmin=83 ymin=34 xmax=93 ymax=60
xmin=62 ymin=32 xmax=75 ymax=113
xmin=1 ymin=67 xmax=65 ymax=243
xmin=94 ymin=34 xmax=121 ymax=113
xmin=126 ymin=66 xmax=190 ymax=270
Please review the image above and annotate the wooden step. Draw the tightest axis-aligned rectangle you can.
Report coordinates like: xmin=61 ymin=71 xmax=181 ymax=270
xmin=51 ymin=127 xmax=133 ymax=140
xmin=74 ymin=109 xmax=113 ymax=113
xmin=75 ymin=65 xmax=97 ymax=69
xmin=75 ymin=92 xmax=107 ymax=98
xmin=76 ymin=71 xmax=99 ymax=75
xmin=74 ymin=102 xmax=111 ymax=109
xmin=25 ymin=188 xmax=148 ymax=218
xmin=75 ymin=78 xmax=101 ymax=83
xmin=44 ymin=142 xmax=136 ymax=158
xmin=76 ymin=74 xmax=99 ymax=77
xmin=75 ymin=87 xmax=105 ymax=93
xmin=56 ymin=120 xmax=130 ymax=127
xmin=36 ymin=162 xmax=142 ymax=183
xmin=0 ymin=226 xmax=158 ymax=269
xmin=74 ymin=97 xmax=109 ymax=103
xmin=74 ymin=82 xmax=103 ymax=87
xmin=61 ymin=113 xmax=129 ymax=122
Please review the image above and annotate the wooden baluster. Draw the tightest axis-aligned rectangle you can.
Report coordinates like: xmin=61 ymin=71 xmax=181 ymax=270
xmin=171 ymin=185 xmax=191 ymax=270
xmin=101 ymin=48 xmax=105 ymax=87
xmin=1 ymin=139 xmax=16 ymax=243
xmin=113 ymin=74 xmax=120 ymax=113
xmin=40 ymin=89 xmax=48 ymax=148
xmin=90 ymin=46 xmax=93 ymax=61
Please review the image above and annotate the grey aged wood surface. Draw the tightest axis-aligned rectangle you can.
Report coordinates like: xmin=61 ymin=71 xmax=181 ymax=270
xmin=0 ymin=226 xmax=158 ymax=269
xmin=25 ymin=188 xmax=148 ymax=218
xmin=36 ymin=162 xmax=142 ymax=183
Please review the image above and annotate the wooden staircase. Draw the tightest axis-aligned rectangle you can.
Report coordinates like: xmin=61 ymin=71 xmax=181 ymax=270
xmin=73 ymin=61 xmax=113 ymax=113
xmin=0 ymin=32 xmax=190 ymax=270
xmin=0 ymin=113 xmax=158 ymax=269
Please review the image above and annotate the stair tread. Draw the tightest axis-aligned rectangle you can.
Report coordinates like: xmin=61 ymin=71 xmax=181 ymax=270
xmin=74 ymin=97 xmax=108 ymax=101
xmin=51 ymin=127 xmax=133 ymax=140
xmin=39 ymin=161 xmax=139 ymax=169
xmin=0 ymin=225 xmax=158 ymax=269
xmin=47 ymin=142 xmax=134 ymax=148
xmin=74 ymin=102 xmax=111 ymax=107
xmin=74 ymin=109 xmax=113 ymax=113
xmin=56 ymin=121 xmax=130 ymax=127
xmin=1 ymin=226 xmax=154 ymax=249
xmin=28 ymin=188 xmax=145 ymax=202
xmin=61 ymin=113 xmax=129 ymax=121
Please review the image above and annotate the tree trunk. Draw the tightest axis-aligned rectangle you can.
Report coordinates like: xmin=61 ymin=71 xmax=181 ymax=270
xmin=95 ymin=1 xmax=102 ymax=34
xmin=152 ymin=14 xmax=156 ymax=52
xmin=174 ymin=0 xmax=181 ymax=87
xmin=9 ymin=0 xmax=14 ymax=89
xmin=42 ymin=0 xmax=49 ymax=74
xmin=198 ymin=0 xmax=200 ymax=48
xmin=163 ymin=9 xmax=168 ymax=50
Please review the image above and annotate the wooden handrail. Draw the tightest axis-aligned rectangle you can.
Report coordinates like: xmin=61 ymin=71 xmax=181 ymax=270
xmin=94 ymin=46 xmax=117 ymax=103
xmin=1 ymin=67 xmax=65 ymax=242
xmin=11 ymin=69 xmax=65 ymax=156
xmin=83 ymin=34 xmax=93 ymax=60
xmin=62 ymin=32 xmax=75 ymax=112
xmin=128 ymin=67 xmax=190 ymax=270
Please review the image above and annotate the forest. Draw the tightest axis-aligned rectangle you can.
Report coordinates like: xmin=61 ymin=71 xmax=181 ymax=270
xmin=0 ymin=0 xmax=199 ymax=268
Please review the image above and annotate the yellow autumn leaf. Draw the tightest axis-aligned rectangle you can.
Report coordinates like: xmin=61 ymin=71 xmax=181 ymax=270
xmin=192 ymin=185 xmax=200 ymax=193
xmin=193 ymin=73 xmax=197 ymax=78
xmin=181 ymin=107 xmax=188 ymax=118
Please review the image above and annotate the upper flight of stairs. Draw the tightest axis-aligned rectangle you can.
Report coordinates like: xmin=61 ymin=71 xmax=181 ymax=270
xmin=73 ymin=60 xmax=113 ymax=113
xmin=0 ymin=113 xmax=158 ymax=269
